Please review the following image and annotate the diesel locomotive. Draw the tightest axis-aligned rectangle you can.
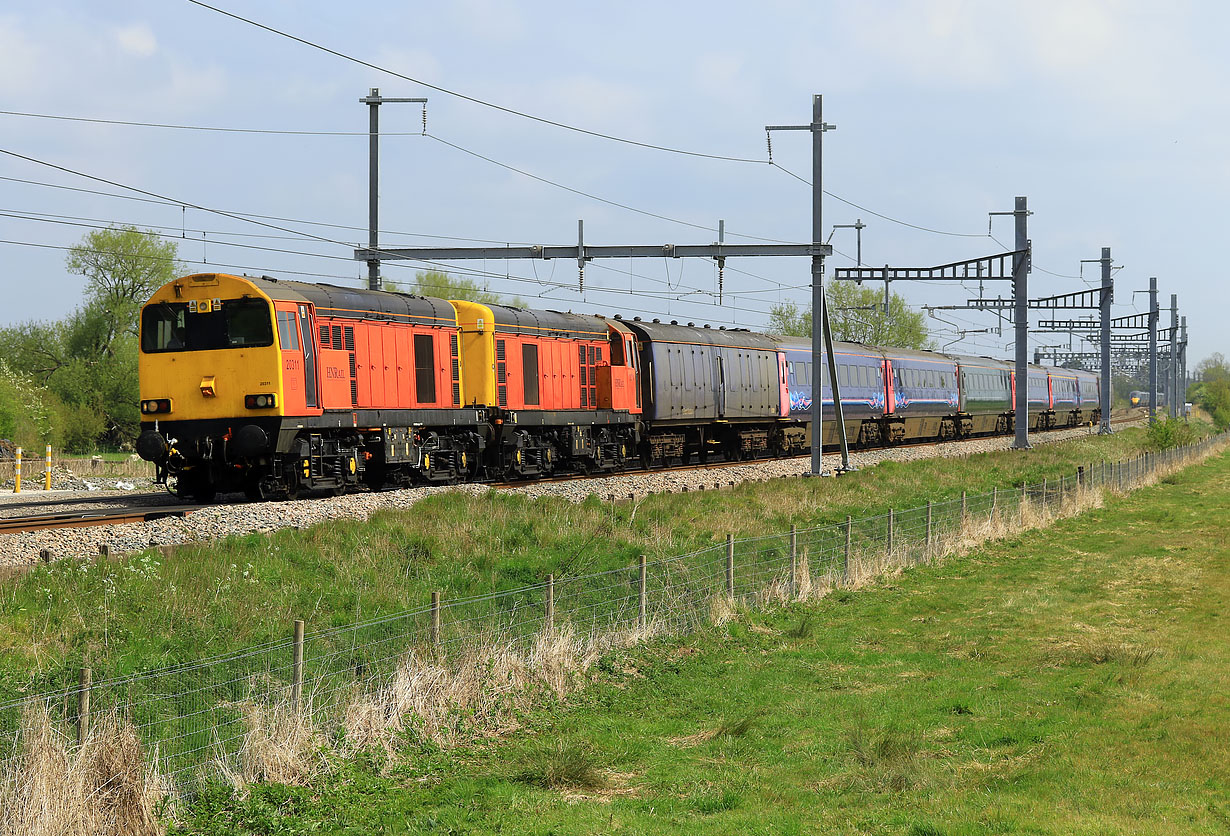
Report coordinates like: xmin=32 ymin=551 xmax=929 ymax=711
xmin=136 ymin=273 xmax=1101 ymax=500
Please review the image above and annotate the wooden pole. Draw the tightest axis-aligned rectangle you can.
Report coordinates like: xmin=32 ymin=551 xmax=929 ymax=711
xmin=725 ymin=534 xmax=735 ymax=599
xmin=789 ymin=525 xmax=797 ymax=594
xmin=430 ymin=591 xmax=441 ymax=647
xmin=76 ymin=666 xmax=91 ymax=746
xmin=546 ymin=574 xmax=555 ymax=633
xmin=887 ymin=509 xmax=895 ymax=556
xmin=961 ymin=490 xmax=967 ymax=529
xmin=843 ymin=515 xmax=852 ymax=583
xmin=45 ymin=444 xmax=51 ymax=491
xmin=638 ymin=557 xmax=647 ymax=629
xmin=291 ymin=619 xmax=305 ymax=709
xmin=925 ymin=501 xmax=932 ymax=559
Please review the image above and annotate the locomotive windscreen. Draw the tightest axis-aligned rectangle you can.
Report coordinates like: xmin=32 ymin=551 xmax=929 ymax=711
xmin=141 ymin=298 xmax=274 ymax=353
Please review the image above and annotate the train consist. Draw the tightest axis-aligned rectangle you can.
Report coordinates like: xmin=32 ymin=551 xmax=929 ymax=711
xmin=135 ymin=273 xmax=1102 ymax=501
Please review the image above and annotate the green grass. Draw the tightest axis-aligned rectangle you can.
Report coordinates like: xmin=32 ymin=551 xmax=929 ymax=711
xmin=171 ymin=442 xmax=1230 ymax=834
xmin=0 ymin=427 xmax=1198 ymax=701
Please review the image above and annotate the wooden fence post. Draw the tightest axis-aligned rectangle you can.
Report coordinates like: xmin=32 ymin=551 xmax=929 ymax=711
xmin=925 ymin=501 xmax=933 ymax=558
xmin=961 ymin=490 xmax=967 ymax=529
xmin=789 ymin=525 xmax=797 ymax=594
xmin=992 ymin=486 xmax=998 ymax=518
xmin=430 ymin=591 xmax=441 ymax=647
xmin=725 ymin=534 xmax=735 ymax=599
xmin=638 ymin=557 xmax=647 ymax=629
xmin=76 ymin=666 xmax=91 ymax=746
xmin=843 ymin=516 xmax=852 ymax=583
xmin=291 ymin=619 xmax=305 ymax=709
xmin=45 ymin=444 xmax=52 ymax=491
xmin=545 ymin=574 xmax=555 ymax=633
xmin=887 ymin=509 xmax=895 ymax=556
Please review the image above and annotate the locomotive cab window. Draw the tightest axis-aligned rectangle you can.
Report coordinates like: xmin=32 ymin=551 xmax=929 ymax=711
xmin=276 ymin=311 xmax=300 ymax=351
xmin=141 ymin=298 xmax=273 ymax=353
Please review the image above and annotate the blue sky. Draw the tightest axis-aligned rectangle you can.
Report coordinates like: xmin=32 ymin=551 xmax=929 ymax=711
xmin=1 ymin=1 xmax=1224 ymax=366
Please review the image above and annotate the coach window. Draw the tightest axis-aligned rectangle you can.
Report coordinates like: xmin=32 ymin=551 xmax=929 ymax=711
xmin=522 ymin=343 xmax=540 ymax=405
xmin=414 ymin=333 xmax=436 ymax=403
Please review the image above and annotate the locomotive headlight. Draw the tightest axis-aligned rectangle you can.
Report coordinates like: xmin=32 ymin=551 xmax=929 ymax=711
xmin=244 ymin=393 xmax=277 ymax=409
xmin=140 ymin=399 xmax=172 ymax=414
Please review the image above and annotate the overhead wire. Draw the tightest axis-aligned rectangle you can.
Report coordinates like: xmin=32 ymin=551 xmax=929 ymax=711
xmin=0 ymin=108 xmax=421 ymax=137
xmin=0 ymin=235 xmax=776 ymax=323
xmin=183 ymin=0 xmax=767 ymax=164
xmin=769 ymin=162 xmax=991 ymax=239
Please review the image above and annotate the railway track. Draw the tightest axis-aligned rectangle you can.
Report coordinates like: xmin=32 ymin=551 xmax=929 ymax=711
xmin=0 ymin=504 xmax=198 ymax=535
xmin=2 ymin=416 xmax=1145 ymax=536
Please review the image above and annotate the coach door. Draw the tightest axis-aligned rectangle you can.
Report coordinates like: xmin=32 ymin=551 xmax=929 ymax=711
xmin=713 ymin=355 xmax=727 ymax=418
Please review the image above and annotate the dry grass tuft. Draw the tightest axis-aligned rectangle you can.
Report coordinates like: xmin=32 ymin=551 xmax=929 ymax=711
xmin=708 ymin=594 xmax=737 ymax=627
xmin=0 ymin=706 xmax=165 ymax=836
xmin=226 ymin=697 xmax=327 ymax=788
xmin=343 ymin=620 xmax=666 ymax=754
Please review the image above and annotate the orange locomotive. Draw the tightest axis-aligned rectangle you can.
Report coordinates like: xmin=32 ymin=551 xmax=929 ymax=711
xmin=135 ymin=273 xmax=642 ymax=500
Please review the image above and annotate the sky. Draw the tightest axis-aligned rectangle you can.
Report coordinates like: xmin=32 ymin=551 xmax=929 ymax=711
xmin=1 ymin=0 xmax=1225 ymax=368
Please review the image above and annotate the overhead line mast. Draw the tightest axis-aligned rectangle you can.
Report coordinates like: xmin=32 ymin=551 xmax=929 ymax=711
xmin=357 ymin=93 xmax=851 ymax=476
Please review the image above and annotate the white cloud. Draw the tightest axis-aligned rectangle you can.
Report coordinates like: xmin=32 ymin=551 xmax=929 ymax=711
xmin=114 ymin=22 xmax=157 ymax=58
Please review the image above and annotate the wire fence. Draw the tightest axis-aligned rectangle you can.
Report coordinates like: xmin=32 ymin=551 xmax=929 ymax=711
xmin=1 ymin=432 xmax=1226 ymax=802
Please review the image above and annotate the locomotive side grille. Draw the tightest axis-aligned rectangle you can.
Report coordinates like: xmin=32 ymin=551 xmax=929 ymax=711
xmin=496 ymin=338 xmax=507 ymax=407
xmin=319 ymin=325 xmax=329 ymax=346
xmin=449 ymin=333 xmax=461 ymax=405
xmin=348 ymin=351 xmax=358 ymax=406
xmin=331 ymin=324 xmax=343 ymax=349
xmin=343 ymin=326 xmax=355 ymax=352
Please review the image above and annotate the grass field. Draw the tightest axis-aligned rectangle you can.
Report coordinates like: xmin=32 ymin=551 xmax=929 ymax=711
xmin=0 ymin=427 xmax=1177 ymax=705
xmin=170 ymin=444 xmax=1230 ymax=835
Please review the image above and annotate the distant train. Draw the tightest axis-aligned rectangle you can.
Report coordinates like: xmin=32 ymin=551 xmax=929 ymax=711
xmin=135 ymin=273 xmax=1101 ymax=501
xmin=1129 ymin=390 xmax=1166 ymax=408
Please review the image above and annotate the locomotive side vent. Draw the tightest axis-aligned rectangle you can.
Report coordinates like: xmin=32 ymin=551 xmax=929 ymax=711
xmin=450 ymin=333 xmax=461 ymax=406
xmin=331 ymin=325 xmax=343 ymax=350
xmin=496 ymin=339 xmax=507 ymax=408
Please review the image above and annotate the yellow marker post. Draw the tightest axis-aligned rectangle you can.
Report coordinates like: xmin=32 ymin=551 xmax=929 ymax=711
xmin=45 ymin=444 xmax=52 ymax=491
xmin=13 ymin=447 xmax=21 ymax=493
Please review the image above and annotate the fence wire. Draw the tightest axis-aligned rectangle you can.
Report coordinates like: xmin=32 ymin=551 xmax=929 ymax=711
xmin=0 ymin=433 xmax=1225 ymax=793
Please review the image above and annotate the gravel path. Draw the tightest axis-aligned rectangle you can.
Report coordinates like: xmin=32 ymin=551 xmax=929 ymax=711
xmin=0 ymin=423 xmax=1133 ymax=568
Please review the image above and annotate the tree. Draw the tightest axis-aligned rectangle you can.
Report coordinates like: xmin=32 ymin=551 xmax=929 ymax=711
xmin=766 ymin=283 xmax=932 ymax=350
xmin=1190 ymin=354 xmax=1230 ymax=429
xmin=66 ymin=225 xmax=185 ymax=340
xmin=390 ymin=270 xmax=525 ymax=307
xmin=0 ymin=226 xmax=183 ymax=450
